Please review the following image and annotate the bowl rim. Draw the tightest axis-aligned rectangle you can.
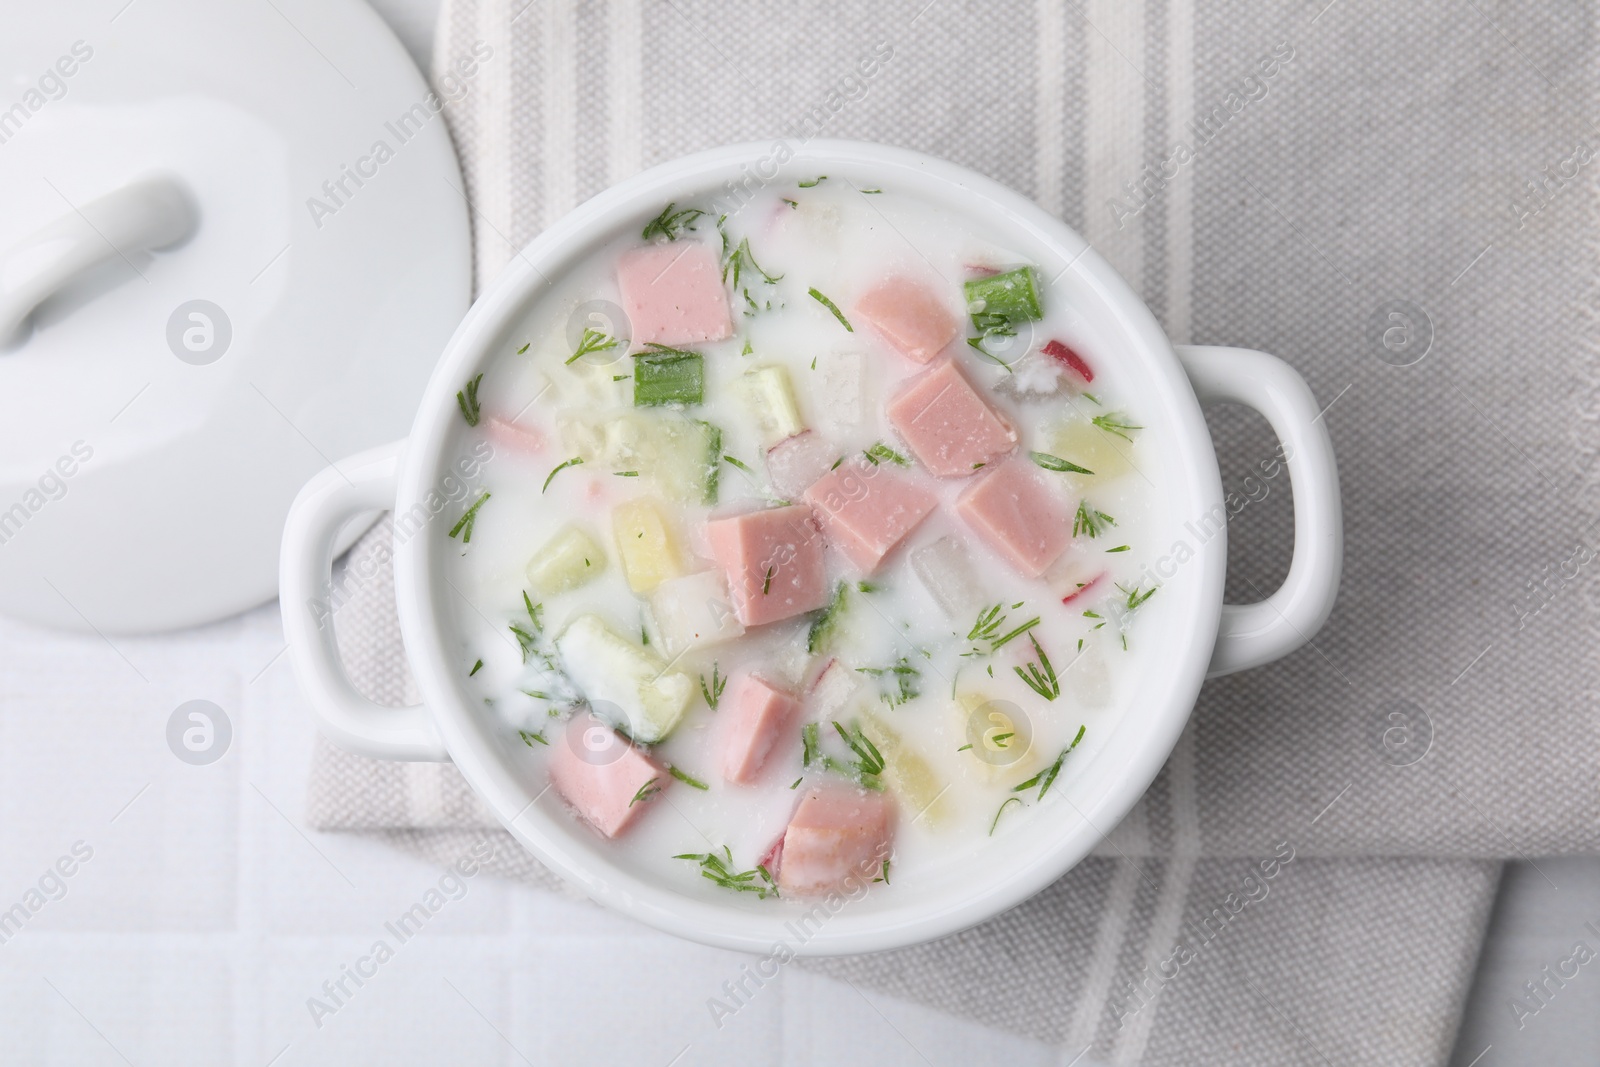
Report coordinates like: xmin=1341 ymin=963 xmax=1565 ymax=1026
xmin=392 ymin=138 xmax=1226 ymax=955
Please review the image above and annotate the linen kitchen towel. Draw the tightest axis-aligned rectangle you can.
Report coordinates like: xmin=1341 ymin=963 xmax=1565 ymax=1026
xmin=304 ymin=0 xmax=1600 ymax=1061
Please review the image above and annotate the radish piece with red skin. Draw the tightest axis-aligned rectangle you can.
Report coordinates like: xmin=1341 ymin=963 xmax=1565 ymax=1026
xmin=1043 ymin=339 xmax=1095 ymax=386
xmin=1062 ymin=571 xmax=1107 ymax=606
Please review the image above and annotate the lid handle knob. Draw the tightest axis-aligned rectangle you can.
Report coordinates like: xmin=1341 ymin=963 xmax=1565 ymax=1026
xmin=0 ymin=174 xmax=198 ymax=345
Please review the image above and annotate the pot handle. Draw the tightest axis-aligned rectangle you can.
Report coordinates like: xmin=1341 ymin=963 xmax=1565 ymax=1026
xmin=280 ymin=439 xmax=449 ymax=761
xmin=1175 ymin=345 xmax=1343 ymax=678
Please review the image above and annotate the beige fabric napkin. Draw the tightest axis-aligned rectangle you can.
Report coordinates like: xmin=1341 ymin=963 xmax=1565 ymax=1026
xmin=303 ymin=0 xmax=1600 ymax=1060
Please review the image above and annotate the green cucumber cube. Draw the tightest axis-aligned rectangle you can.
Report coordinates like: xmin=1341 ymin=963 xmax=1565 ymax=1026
xmin=526 ymin=525 xmax=606 ymax=597
xmin=633 ymin=349 xmax=704 ymax=407
xmin=964 ymin=267 xmax=1042 ymax=334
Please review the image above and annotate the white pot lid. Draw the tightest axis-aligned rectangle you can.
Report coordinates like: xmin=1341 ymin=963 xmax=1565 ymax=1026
xmin=0 ymin=0 xmax=470 ymax=633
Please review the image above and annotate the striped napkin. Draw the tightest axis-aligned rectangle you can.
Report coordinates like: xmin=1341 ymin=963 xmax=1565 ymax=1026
xmin=308 ymin=1 xmax=1600 ymax=1061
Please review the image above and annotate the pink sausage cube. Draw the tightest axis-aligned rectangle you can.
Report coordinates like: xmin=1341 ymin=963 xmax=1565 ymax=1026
xmin=855 ymin=275 xmax=960 ymax=363
xmin=616 ymin=242 xmax=732 ymax=347
xmin=705 ymin=505 xmax=831 ymax=626
xmin=484 ymin=415 xmax=544 ymax=454
xmin=548 ymin=713 xmax=665 ymax=838
xmin=887 ymin=360 xmax=1018 ymax=476
xmin=777 ymin=784 xmax=895 ymax=895
xmin=956 ymin=458 xmax=1072 ymax=577
xmin=720 ymin=673 xmax=802 ymax=784
xmin=803 ymin=459 xmax=937 ymax=574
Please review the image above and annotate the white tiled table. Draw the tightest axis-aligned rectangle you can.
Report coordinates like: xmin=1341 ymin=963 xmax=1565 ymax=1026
xmin=0 ymin=606 xmax=1057 ymax=1066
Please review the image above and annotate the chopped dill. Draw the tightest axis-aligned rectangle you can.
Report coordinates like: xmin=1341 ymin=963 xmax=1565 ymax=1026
xmin=700 ymin=663 xmax=727 ymax=709
xmin=1091 ymin=412 xmax=1142 ymax=441
xmin=863 ymin=441 xmax=910 ymax=467
xmin=1013 ymin=634 xmax=1060 ymax=700
xmin=469 ymin=659 xmax=483 ymax=677
xmin=808 ymin=287 xmax=853 ymax=331
xmin=990 ymin=797 xmax=1023 ymax=835
xmin=1012 ymin=725 xmax=1086 ymax=800
xmin=668 ymin=765 xmax=709 ymax=790
xmin=1073 ymin=501 xmax=1117 ymax=539
xmin=448 ymin=492 xmax=490 ymax=542
xmin=641 ymin=202 xmax=705 ymax=241
xmin=673 ymin=847 xmax=779 ymax=899
xmin=542 ymin=456 xmax=584 ymax=493
xmin=518 ymin=729 xmax=548 ymax=746
xmin=456 ymin=373 xmax=483 ymax=426
xmin=1030 ymin=451 xmax=1093 ymax=475
xmin=798 ymin=176 xmax=827 ymax=187
xmin=630 ymin=777 xmax=662 ymax=807
xmin=565 ymin=328 xmax=619 ymax=365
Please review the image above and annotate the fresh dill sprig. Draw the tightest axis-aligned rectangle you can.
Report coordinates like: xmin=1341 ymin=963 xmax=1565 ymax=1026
xmin=991 ymin=616 xmax=1041 ymax=650
xmin=719 ymin=217 xmax=783 ymax=313
xmin=808 ymin=288 xmax=853 ymax=331
xmin=448 ymin=492 xmax=490 ymax=542
xmin=518 ymin=729 xmax=548 ymax=746
xmin=1118 ymin=581 xmax=1157 ymax=612
xmin=831 ymin=720 xmax=886 ymax=789
xmin=641 ymin=202 xmax=705 ymax=241
xmin=1013 ymin=634 xmax=1061 ymax=701
xmin=1091 ymin=412 xmax=1142 ymax=441
xmin=1011 ymin=725 xmax=1086 ymax=800
xmin=668 ymin=765 xmax=709 ymax=790
xmin=863 ymin=441 xmax=910 ymax=467
xmin=542 ymin=456 xmax=584 ymax=493
xmin=722 ymin=454 xmax=754 ymax=474
xmin=456 ymin=373 xmax=483 ymax=426
xmin=630 ymin=777 xmax=662 ymax=807
xmin=990 ymin=796 xmax=1023 ymax=836
xmin=1113 ymin=581 xmax=1157 ymax=649
xmin=700 ymin=663 xmax=726 ymax=709
xmin=857 ymin=656 xmax=921 ymax=708
xmin=509 ymin=592 xmax=552 ymax=668
xmin=1073 ymin=500 xmax=1117 ymax=539
xmin=967 ymin=603 xmax=1006 ymax=644
xmin=801 ymin=722 xmax=822 ymax=767
xmin=1030 ymin=451 xmax=1093 ymax=475
xmin=965 ymin=335 xmax=1016 ymax=374
xmin=673 ymin=847 xmax=779 ymax=899
xmin=565 ymin=328 xmax=619 ymax=365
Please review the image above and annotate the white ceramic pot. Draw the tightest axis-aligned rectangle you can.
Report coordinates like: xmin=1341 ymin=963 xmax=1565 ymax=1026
xmin=280 ymin=141 xmax=1341 ymax=956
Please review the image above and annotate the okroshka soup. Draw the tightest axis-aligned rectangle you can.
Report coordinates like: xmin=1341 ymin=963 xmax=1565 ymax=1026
xmin=433 ymin=170 xmax=1184 ymax=906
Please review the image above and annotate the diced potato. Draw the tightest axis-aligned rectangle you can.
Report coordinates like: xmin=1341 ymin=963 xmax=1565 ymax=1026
xmin=1045 ymin=413 xmax=1138 ymax=490
xmin=611 ymin=498 xmax=683 ymax=594
xmin=859 ymin=710 xmax=948 ymax=827
xmin=910 ymin=537 xmax=984 ymax=620
xmin=812 ymin=350 xmax=863 ymax=431
xmin=649 ymin=570 xmax=745 ymax=656
xmin=554 ymin=614 xmax=694 ymax=743
xmin=1065 ymin=645 xmax=1112 ymax=708
xmin=525 ymin=525 xmax=606 ymax=598
xmin=953 ymin=691 xmax=1037 ymax=784
xmin=558 ymin=412 xmax=718 ymax=503
xmin=543 ymin=356 xmax=628 ymax=409
xmin=735 ymin=366 xmax=805 ymax=443
xmin=808 ymin=658 xmax=865 ymax=721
